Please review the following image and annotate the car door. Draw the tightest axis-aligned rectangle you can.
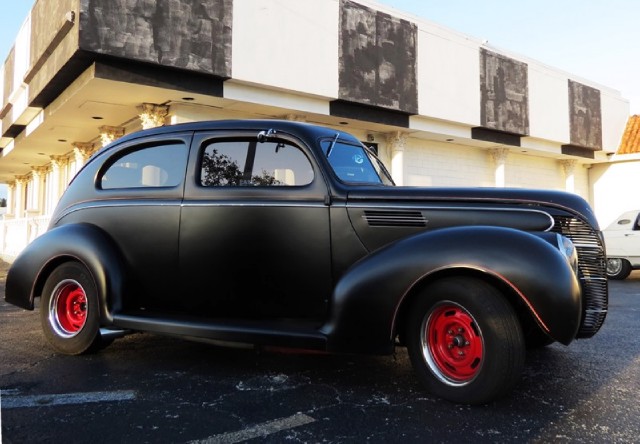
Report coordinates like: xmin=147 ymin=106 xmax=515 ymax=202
xmin=178 ymin=131 xmax=332 ymax=321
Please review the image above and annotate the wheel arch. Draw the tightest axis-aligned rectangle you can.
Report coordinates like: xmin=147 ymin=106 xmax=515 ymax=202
xmin=393 ymin=267 xmax=547 ymax=347
xmin=6 ymin=223 xmax=128 ymax=324
xmin=322 ymin=226 xmax=581 ymax=354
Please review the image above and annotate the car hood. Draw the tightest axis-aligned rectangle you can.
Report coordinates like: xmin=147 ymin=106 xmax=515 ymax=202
xmin=346 ymin=186 xmax=599 ymax=229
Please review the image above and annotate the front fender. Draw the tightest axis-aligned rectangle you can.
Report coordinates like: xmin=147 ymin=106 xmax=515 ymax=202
xmin=5 ymin=223 xmax=127 ymax=324
xmin=321 ymin=226 xmax=581 ymax=353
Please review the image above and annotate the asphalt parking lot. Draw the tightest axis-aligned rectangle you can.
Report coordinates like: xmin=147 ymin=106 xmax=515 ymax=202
xmin=1 ymin=260 xmax=639 ymax=443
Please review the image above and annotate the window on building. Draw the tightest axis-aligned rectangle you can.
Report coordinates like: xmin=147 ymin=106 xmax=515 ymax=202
xmin=200 ymin=139 xmax=314 ymax=187
xmin=101 ymin=142 xmax=188 ymax=189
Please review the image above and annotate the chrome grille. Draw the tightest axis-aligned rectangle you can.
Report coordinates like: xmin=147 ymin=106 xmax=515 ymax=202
xmin=364 ymin=210 xmax=426 ymax=227
xmin=551 ymin=216 xmax=608 ymax=337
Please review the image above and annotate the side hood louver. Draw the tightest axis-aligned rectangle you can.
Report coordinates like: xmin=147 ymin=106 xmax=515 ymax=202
xmin=364 ymin=210 xmax=426 ymax=228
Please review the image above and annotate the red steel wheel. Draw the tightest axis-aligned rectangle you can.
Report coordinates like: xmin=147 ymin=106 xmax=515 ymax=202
xmin=50 ymin=280 xmax=88 ymax=336
xmin=41 ymin=262 xmax=103 ymax=355
xmin=405 ymin=277 xmax=525 ymax=404
xmin=423 ymin=303 xmax=483 ymax=384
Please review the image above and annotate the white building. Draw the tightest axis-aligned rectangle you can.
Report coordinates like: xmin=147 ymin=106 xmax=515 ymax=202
xmin=0 ymin=0 xmax=634 ymax=261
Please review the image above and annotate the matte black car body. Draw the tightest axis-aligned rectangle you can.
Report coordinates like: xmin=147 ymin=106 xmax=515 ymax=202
xmin=5 ymin=120 xmax=608 ymax=404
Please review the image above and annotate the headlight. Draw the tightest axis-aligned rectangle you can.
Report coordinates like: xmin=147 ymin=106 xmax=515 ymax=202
xmin=556 ymin=234 xmax=578 ymax=273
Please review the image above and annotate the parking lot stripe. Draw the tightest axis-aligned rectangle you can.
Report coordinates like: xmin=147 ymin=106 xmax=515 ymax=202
xmin=1 ymin=390 xmax=136 ymax=409
xmin=192 ymin=412 xmax=316 ymax=444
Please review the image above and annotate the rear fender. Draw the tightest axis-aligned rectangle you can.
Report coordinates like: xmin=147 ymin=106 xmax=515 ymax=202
xmin=321 ymin=226 xmax=581 ymax=353
xmin=5 ymin=223 xmax=127 ymax=324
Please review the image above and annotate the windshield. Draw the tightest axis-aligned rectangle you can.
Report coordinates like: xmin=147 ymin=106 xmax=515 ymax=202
xmin=321 ymin=139 xmax=394 ymax=185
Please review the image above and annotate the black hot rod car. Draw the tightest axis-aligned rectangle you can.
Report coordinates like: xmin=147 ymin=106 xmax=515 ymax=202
xmin=5 ymin=120 xmax=608 ymax=404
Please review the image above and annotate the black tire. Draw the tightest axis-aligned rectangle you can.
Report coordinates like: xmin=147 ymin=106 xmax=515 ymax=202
xmin=405 ymin=277 xmax=525 ymax=405
xmin=606 ymin=258 xmax=631 ymax=280
xmin=40 ymin=262 xmax=103 ymax=355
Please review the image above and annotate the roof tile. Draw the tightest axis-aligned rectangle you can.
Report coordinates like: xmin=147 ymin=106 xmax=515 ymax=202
xmin=618 ymin=115 xmax=640 ymax=154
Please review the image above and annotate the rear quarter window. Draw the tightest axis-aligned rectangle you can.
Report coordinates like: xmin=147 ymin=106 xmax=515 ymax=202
xmin=100 ymin=142 xmax=188 ymax=189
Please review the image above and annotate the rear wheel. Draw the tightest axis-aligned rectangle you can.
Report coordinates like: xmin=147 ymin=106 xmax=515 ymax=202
xmin=40 ymin=262 xmax=103 ymax=355
xmin=606 ymin=258 xmax=631 ymax=280
xmin=405 ymin=277 xmax=525 ymax=405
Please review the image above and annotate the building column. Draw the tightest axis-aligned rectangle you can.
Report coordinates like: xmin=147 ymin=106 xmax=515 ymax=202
xmin=73 ymin=142 xmax=95 ymax=170
xmin=560 ymin=159 xmax=578 ymax=193
xmin=138 ymin=103 xmax=169 ymax=129
xmin=386 ymin=131 xmax=407 ymax=186
xmin=14 ymin=176 xmax=28 ymax=218
xmin=488 ymin=148 xmax=509 ymax=188
xmin=50 ymin=155 xmax=68 ymax=203
xmin=31 ymin=166 xmax=49 ymax=215
xmin=99 ymin=125 xmax=125 ymax=147
xmin=6 ymin=181 xmax=16 ymax=218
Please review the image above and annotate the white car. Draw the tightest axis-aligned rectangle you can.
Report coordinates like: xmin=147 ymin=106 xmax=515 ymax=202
xmin=603 ymin=210 xmax=640 ymax=279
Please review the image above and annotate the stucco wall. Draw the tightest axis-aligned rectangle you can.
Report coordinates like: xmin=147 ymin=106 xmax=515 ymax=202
xmin=232 ymin=0 xmax=339 ymax=99
xmin=416 ymin=23 xmax=480 ymax=126
xmin=528 ymin=65 xmax=570 ymax=144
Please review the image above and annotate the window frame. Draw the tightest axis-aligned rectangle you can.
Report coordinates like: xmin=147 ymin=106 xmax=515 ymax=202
xmin=184 ymin=131 xmax=328 ymax=202
xmin=199 ymin=137 xmax=316 ymax=188
xmin=94 ymin=133 xmax=192 ymax=199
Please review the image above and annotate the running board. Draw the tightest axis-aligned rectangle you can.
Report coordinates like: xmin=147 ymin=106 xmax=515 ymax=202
xmin=99 ymin=328 xmax=129 ymax=341
xmin=111 ymin=313 xmax=328 ymax=350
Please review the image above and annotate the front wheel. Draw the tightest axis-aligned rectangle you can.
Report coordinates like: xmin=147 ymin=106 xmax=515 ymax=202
xmin=405 ymin=277 xmax=525 ymax=405
xmin=606 ymin=258 xmax=631 ymax=280
xmin=40 ymin=262 xmax=103 ymax=355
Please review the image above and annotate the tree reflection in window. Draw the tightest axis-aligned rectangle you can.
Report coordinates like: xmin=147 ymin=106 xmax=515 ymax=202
xmin=201 ymin=148 xmax=281 ymax=186
xmin=201 ymin=149 xmax=243 ymax=186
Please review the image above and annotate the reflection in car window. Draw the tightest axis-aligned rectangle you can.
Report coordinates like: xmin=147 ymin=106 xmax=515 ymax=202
xmin=101 ymin=143 xmax=188 ymax=189
xmin=322 ymin=140 xmax=393 ymax=185
xmin=200 ymin=140 xmax=313 ymax=186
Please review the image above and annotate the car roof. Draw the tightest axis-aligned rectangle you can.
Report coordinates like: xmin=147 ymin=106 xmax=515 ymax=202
xmin=102 ymin=119 xmax=351 ymax=150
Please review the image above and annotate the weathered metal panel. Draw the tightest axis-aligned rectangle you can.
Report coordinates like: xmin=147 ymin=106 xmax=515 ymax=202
xmin=29 ymin=0 xmax=78 ymax=70
xmin=27 ymin=0 xmax=82 ymax=105
xmin=2 ymin=48 xmax=14 ymax=108
xmin=568 ymin=80 xmax=602 ymax=150
xmin=79 ymin=0 xmax=232 ymax=78
xmin=339 ymin=0 xmax=418 ymax=114
xmin=480 ymin=49 xmax=529 ymax=135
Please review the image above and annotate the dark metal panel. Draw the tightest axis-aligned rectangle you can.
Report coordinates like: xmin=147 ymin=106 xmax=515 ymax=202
xmin=78 ymin=0 xmax=232 ymax=77
xmin=480 ymin=49 xmax=529 ymax=136
xmin=329 ymin=100 xmax=410 ymax=127
xmin=339 ymin=0 xmax=418 ymax=114
xmin=2 ymin=124 xmax=26 ymax=139
xmin=471 ymin=127 xmax=521 ymax=146
xmin=561 ymin=144 xmax=595 ymax=159
xmin=568 ymin=80 xmax=602 ymax=150
xmin=29 ymin=50 xmax=94 ymax=109
xmin=94 ymin=57 xmax=224 ymax=96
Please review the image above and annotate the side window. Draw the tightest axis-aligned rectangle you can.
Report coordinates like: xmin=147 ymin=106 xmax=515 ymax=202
xmin=101 ymin=142 xmax=188 ymax=189
xmin=200 ymin=139 xmax=314 ymax=187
